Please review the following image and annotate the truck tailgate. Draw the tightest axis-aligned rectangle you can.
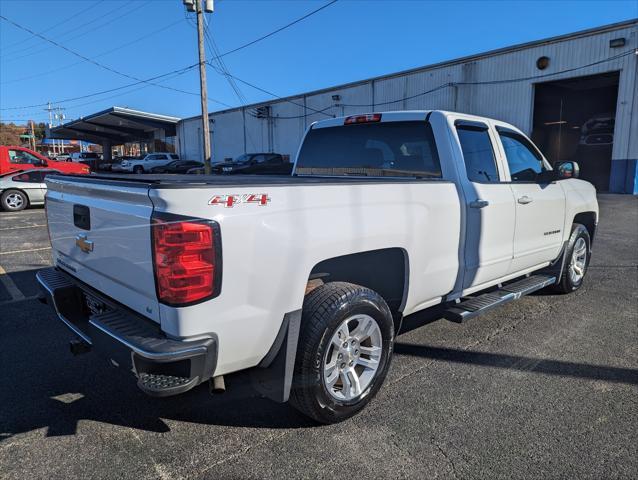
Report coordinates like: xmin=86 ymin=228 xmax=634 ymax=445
xmin=45 ymin=176 xmax=160 ymax=323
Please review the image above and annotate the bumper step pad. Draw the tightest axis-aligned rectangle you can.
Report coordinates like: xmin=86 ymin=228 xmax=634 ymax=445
xmin=445 ymin=274 xmax=556 ymax=323
xmin=138 ymin=373 xmax=199 ymax=396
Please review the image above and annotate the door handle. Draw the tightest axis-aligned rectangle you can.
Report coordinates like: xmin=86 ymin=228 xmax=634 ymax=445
xmin=518 ymin=195 xmax=533 ymax=205
xmin=469 ymin=199 xmax=489 ymax=209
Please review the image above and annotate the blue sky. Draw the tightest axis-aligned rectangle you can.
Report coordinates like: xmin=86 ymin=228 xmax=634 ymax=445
xmin=1 ymin=0 xmax=636 ymax=124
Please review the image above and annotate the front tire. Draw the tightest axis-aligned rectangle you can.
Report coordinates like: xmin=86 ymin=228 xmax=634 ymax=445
xmin=290 ymin=282 xmax=394 ymax=424
xmin=133 ymin=165 xmax=144 ymax=174
xmin=553 ymin=223 xmax=591 ymax=293
xmin=1 ymin=189 xmax=28 ymax=211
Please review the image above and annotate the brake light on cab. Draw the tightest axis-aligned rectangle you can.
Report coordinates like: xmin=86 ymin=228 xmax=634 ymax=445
xmin=344 ymin=113 xmax=382 ymax=125
xmin=151 ymin=213 xmax=222 ymax=306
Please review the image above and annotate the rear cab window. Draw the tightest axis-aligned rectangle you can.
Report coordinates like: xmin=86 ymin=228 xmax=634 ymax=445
xmin=296 ymin=121 xmax=441 ymax=178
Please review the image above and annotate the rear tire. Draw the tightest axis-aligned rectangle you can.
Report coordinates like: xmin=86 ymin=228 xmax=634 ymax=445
xmin=553 ymin=223 xmax=591 ymax=293
xmin=290 ymin=282 xmax=394 ymax=424
xmin=1 ymin=189 xmax=28 ymax=211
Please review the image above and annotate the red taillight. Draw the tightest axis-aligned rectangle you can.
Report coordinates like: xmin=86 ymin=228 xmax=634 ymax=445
xmin=151 ymin=215 xmax=222 ymax=306
xmin=344 ymin=113 xmax=382 ymax=125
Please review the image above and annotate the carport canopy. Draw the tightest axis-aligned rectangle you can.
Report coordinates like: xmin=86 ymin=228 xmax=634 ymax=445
xmin=50 ymin=106 xmax=180 ymax=146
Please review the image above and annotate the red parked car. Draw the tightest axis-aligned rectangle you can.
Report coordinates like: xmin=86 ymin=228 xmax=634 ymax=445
xmin=0 ymin=146 xmax=90 ymax=175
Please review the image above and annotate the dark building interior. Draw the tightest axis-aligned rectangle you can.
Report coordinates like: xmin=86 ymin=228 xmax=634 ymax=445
xmin=532 ymin=72 xmax=619 ymax=191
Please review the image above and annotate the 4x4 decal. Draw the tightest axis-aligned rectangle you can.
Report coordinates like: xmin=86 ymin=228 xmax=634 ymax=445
xmin=208 ymin=194 xmax=270 ymax=208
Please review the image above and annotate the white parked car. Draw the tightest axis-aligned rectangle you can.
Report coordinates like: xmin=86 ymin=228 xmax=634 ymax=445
xmin=38 ymin=111 xmax=598 ymax=424
xmin=113 ymin=152 xmax=179 ymax=173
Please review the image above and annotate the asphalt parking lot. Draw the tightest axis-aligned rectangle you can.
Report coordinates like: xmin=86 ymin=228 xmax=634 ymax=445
xmin=0 ymin=195 xmax=636 ymax=479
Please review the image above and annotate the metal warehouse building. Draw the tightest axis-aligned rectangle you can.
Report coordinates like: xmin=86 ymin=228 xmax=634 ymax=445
xmin=178 ymin=19 xmax=638 ymax=193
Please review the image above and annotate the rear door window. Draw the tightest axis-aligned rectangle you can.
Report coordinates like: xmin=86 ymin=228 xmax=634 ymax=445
xmin=456 ymin=126 xmax=499 ymax=182
xmin=296 ymin=121 xmax=441 ymax=178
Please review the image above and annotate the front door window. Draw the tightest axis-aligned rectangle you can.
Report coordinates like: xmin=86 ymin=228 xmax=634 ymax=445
xmin=8 ymin=149 xmax=44 ymax=165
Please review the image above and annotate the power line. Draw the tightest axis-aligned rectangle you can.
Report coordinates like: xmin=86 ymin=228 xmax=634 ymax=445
xmin=200 ymin=15 xmax=248 ymax=105
xmin=197 ymin=0 xmax=340 ymax=112
xmin=0 ymin=19 xmax=185 ymax=85
xmin=59 ymin=68 xmax=232 ymax=113
xmin=1 ymin=0 xmax=142 ymax=61
xmin=206 ymin=61 xmax=335 ymax=117
xmin=1 ymin=60 xmax=233 ymax=112
xmin=0 ymin=13 xmax=199 ymax=97
xmin=0 ymin=0 xmax=105 ymax=51
xmin=0 ymin=0 xmax=106 ymax=52
xmin=0 ymin=62 xmax=201 ymax=111
xmin=213 ymin=0 xmax=338 ymax=60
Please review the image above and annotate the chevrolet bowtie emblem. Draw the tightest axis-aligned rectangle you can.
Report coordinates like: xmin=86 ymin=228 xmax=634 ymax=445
xmin=75 ymin=233 xmax=94 ymax=253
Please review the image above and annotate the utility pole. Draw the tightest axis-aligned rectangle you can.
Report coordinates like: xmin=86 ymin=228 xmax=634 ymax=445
xmin=29 ymin=120 xmax=36 ymax=151
xmin=46 ymin=102 xmax=55 ymax=156
xmin=184 ymin=0 xmax=214 ymax=174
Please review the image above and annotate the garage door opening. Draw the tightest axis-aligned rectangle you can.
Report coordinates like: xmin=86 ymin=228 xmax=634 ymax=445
xmin=531 ymin=72 xmax=619 ymax=191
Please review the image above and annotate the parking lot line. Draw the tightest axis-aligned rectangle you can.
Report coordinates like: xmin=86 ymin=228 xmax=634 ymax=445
xmin=0 ymin=224 xmax=47 ymax=231
xmin=0 ymin=294 xmax=39 ymax=307
xmin=0 ymin=246 xmax=51 ymax=255
xmin=0 ymin=265 xmax=25 ymax=301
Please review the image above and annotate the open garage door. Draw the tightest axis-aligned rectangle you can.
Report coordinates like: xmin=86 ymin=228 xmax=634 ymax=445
xmin=531 ymin=72 xmax=619 ymax=192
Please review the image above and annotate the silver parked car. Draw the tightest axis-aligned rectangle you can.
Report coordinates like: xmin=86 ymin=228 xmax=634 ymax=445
xmin=0 ymin=169 xmax=61 ymax=211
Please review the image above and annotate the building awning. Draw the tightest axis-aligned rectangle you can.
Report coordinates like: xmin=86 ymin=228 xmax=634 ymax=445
xmin=50 ymin=106 xmax=180 ymax=145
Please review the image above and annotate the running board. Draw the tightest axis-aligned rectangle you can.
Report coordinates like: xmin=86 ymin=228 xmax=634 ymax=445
xmin=445 ymin=274 xmax=556 ymax=323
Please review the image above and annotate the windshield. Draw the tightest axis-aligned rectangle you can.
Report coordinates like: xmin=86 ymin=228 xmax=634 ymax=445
xmin=295 ymin=121 xmax=441 ymax=178
xmin=234 ymin=154 xmax=252 ymax=164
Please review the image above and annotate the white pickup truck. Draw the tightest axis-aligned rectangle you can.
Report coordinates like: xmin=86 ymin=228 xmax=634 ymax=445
xmin=112 ymin=152 xmax=179 ymax=173
xmin=38 ymin=111 xmax=598 ymax=424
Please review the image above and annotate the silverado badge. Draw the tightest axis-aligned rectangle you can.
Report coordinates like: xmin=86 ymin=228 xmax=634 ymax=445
xmin=75 ymin=233 xmax=94 ymax=253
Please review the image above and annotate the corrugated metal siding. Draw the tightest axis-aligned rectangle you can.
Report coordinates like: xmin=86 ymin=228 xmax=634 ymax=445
xmin=179 ymin=23 xmax=637 ymax=165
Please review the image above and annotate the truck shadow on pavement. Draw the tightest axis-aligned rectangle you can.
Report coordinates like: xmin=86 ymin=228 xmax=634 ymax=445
xmin=394 ymin=300 xmax=638 ymax=386
xmin=0 ymin=360 xmax=317 ymax=441
xmin=393 ymin=343 xmax=638 ymax=386
xmin=0 ymin=290 xmax=317 ymax=442
xmin=2 ymin=281 xmax=636 ymax=441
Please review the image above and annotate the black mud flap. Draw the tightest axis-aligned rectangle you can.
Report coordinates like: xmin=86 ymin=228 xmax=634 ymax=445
xmin=250 ymin=310 xmax=301 ymax=403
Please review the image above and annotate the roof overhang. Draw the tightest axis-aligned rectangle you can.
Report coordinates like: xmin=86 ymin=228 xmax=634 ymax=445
xmin=50 ymin=106 xmax=180 ymax=145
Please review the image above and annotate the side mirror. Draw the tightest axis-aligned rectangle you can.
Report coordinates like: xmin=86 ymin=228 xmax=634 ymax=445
xmin=556 ymin=161 xmax=579 ymax=179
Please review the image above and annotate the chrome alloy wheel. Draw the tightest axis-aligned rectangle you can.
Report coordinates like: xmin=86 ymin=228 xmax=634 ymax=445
xmin=5 ymin=192 xmax=24 ymax=209
xmin=323 ymin=314 xmax=382 ymax=401
xmin=568 ymin=237 xmax=587 ymax=284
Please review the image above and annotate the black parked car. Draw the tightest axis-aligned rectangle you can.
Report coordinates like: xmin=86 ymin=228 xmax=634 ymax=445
xmin=150 ymin=160 xmax=204 ymax=174
xmin=211 ymin=153 xmax=292 ymax=175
